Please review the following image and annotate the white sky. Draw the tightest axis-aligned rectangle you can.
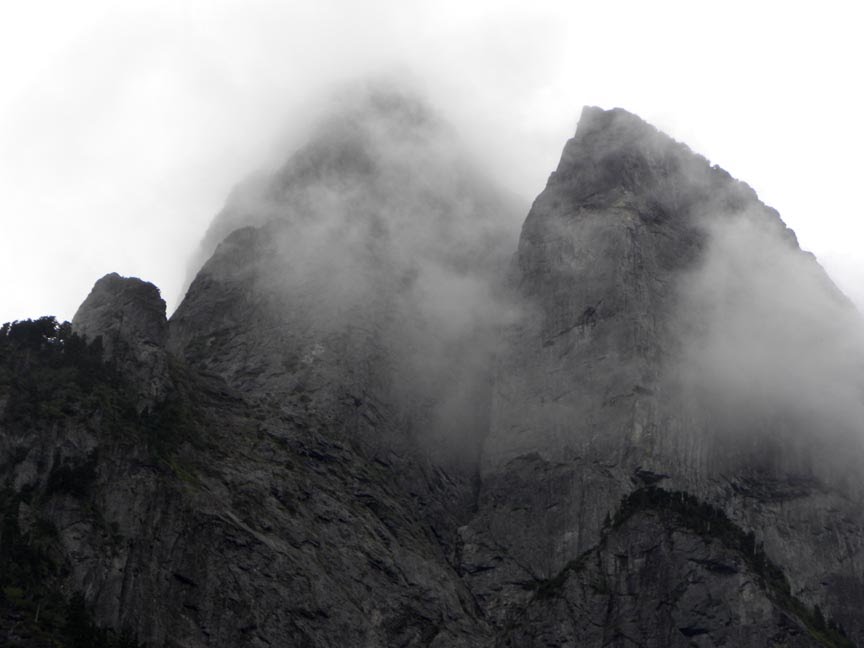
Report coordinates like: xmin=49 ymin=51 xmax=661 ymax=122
xmin=1 ymin=1 xmax=862 ymax=323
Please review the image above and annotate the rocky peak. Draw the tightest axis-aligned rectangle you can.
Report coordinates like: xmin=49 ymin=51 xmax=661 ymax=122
xmin=552 ymin=106 xmax=679 ymax=182
xmin=546 ymin=106 xmax=762 ymax=229
xmin=565 ymin=105 xmax=668 ymax=155
xmin=73 ymin=272 xmax=169 ymax=408
xmin=73 ymin=273 xmax=167 ymax=351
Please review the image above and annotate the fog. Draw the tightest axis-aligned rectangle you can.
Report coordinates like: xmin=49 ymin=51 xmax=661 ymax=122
xmin=166 ymin=82 xmax=525 ymax=459
xmin=1 ymin=1 xmax=863 ymax=326
xmin=674 ymin=206 xmax=864 ymax=459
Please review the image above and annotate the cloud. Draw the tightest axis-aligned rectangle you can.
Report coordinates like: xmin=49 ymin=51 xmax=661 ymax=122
xmin=672 ymin=206 xmax=864 ymax=475
xmin=172 ymin=82 xmax=526 ymax=460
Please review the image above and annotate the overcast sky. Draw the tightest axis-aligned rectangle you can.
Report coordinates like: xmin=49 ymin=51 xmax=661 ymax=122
xmin=1 ymin=1 xmax=862 ymax=324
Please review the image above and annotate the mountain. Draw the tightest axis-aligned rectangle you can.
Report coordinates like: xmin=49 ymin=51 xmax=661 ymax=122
xmin=2 ymin=93 xmax=863 ymax=647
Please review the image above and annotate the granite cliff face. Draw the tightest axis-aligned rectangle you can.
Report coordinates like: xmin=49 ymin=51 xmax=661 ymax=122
xmin=463 ymin=107 xmax=864 ymax=641
xmin=2 ymin=97 xmax=864 ymax=647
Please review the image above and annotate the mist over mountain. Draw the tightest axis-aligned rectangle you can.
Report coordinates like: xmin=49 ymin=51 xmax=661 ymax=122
xmin=171 ymin=85 xmax=524 ymax=465
xmin=2 ymin=89 xmax=864 ymax=647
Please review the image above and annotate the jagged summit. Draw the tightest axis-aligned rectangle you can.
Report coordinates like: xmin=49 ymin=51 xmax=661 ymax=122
xmin=547 ymin=105 xmax=764 ymax=227
xmin=574 ymin=104 xmax=662 ymax=138
xmin=569 ymin=105 xmax=696 ymax=161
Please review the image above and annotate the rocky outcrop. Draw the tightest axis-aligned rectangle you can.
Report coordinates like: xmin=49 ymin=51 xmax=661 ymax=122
xmin=73 ymin=272 xmax=170 ymax=409
xmin=460 ymin=106 xmax=864 ymax=642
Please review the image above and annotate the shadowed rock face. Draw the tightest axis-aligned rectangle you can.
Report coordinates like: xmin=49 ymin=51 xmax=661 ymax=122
xmin=3 ymin=99 xmax=864 ymax=647
xmin=499 ymin=506 xmax=826 ymax=648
